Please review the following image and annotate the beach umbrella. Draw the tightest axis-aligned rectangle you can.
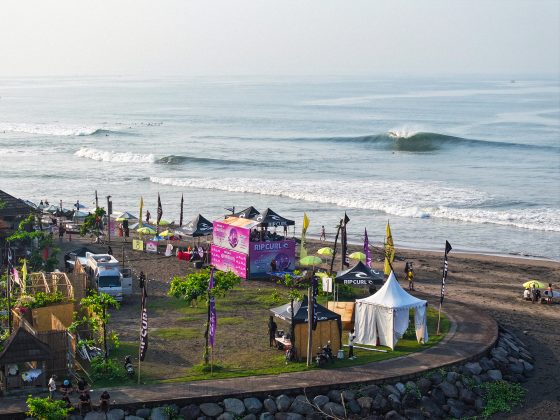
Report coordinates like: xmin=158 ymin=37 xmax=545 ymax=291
xmin=300 ymin=256 xmax=322 ymax=266
xmin=23 ymin=200 xmax=38 ymax=209
xmin=45 ymin=205 xmax=60 ymax=214
xmin=159 ymin=230 xmax=174 ymax=238
xmin=158 ymin=219 xmax=171 ymax=226
xmin=315 ymin=272 xmax=329 ymax=278
xmin=349 ymin=251 xmax=366 ymax=262
xmin=137 ymin=227 xmax=156 ymax=235
xmin=115 ymin=211 xmax=138 ymax=221
xmin=150 ymin=235 xmax=165 ymax=241
xmin=317 ymin=247 xmax=334 ymax=257
xmin=523 ymin=280 xmax=546 ymax=289
xmin=130 ymin=222 xmax=155 ymax=231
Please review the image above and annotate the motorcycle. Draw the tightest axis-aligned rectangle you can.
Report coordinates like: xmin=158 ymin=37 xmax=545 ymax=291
xmin=315 ymin=342 xmax=336 ymax=367
xmin=124 ymin=355 xmax=134 ymax=376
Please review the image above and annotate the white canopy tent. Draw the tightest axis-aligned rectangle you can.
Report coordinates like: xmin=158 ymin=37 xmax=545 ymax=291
xmin=354 ymin=271 xmax=429 ymax=350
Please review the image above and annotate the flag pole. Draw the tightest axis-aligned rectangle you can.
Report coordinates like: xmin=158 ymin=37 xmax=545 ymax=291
xmin=436 ymin=302 xmax=443 ymax=336
xmin=211 ymin=346 xmax=213 ymax=376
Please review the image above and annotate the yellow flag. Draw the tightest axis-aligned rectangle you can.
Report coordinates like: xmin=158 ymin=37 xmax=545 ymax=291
xmin=384 ymin=221 xmax=395 ymax=275
xmin=21 ymin=260 xmax=28 ymax=292
xmin=139 ymin=197 xmax=144 ymax=228
xmin=303 ymin=212 xmax=310 ymax=233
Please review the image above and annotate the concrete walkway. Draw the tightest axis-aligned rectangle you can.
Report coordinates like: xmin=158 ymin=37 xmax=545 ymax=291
xmin=0 ymin=297 xmax=497 ymax=418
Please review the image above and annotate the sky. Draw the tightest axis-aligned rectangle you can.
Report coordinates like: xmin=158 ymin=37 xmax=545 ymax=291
xmin=1 ymin=0 xmax=559 ymax=77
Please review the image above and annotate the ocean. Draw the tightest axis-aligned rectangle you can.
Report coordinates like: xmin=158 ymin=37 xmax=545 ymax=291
xmin=0 ymin=76 xmax=559 ymax=260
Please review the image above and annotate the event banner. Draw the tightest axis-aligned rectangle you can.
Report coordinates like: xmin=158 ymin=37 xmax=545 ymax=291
xmin=212 ymin=220 xmax=251 ymax=254
xmin=133 ymin=239 xmax=144 ymax=251
xmin=249 ymin=240 xmax=296 ymax=276
xmin=146 ymin=241 xmax=158 ymax=253
xmin=211 ymin=245 xmax=247 ymax=279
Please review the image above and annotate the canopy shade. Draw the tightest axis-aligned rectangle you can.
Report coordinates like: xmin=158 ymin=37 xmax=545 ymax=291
xmin=335 ymin=261 xmax=384 ymax=286
xmin=270 ymin=295 xmax=341 ymax=328
xmin=253 ymin=208 xmax=295 ymax=227
xmin=115 ymin=211 xmax=138 ymax=221
xmin=229 ymin=206 xmax=261 ymax=220
xmin=175 ymin=214 xmax=213 ymax=237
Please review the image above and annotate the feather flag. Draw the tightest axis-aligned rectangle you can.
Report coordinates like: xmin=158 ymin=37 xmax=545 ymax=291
xmin=364 ymin=228 xmax=371 ymax=268
xmin=156 ymin=193 xmax=163 ymax=226
xmin=440 ymin=241 xmax=453 ymax=304
xmin=384 ymin=221 xmax=395 ymax=275
xmin=208 ymin=268 xmax=217 ymax=347
xmin=21 ymin=260 xmax=28 ymax=292
xmin=179 ymin=193 xmax=184 ymax=227
xmin=138 ymin=197 xmax=144 ymax=229
xmin=139 ymin=281 xmax=149 ymax=361
xmin=300 ymin=213 xmax=309 ymax=260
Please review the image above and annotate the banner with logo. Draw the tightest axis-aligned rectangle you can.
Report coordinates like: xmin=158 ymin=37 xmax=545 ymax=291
xmin=248 ymin=240 xmax=296 ymax=276
xmin=212 ymin=220 xmax=251 ymax=254
xmin=146 ymin=241 xmax=158 ymax=253
xmin=133 ymin=239 xmax=144 ymax=251
xmin=139 ymin=283 xmax=148 ymax=361
xmin=211 ymin=245 xmax=248 ymax=279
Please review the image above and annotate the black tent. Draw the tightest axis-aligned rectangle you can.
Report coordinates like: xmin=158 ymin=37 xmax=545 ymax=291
xmin=270 ymin=295 xmax=341 ymax=327
xmin=253 ymin=208 xmax=295 ymax=227
xmin=335 ymin=261 xmax=384 ymax=286
xmin=175 ymin=214 xmax=213 ymax=237
xmin=229 ymin=206 xmax=261 ymax=220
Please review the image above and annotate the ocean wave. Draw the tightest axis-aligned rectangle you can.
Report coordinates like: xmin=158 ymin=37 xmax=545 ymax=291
xmin=149 ymin=176 xmax=560 ymax=232
xmin=0 ymin=123 xmax=128 ymax=137
xmin=75 ymin=147 xmax=156 ymax=163
xmin=156 ymin=155 xmax=243 ymax=165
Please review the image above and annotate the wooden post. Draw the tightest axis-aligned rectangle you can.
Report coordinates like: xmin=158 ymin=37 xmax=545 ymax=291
xmin=436 ymin=302 xmax=442 ymax=335
xmin=306 ymin=286 xmax=313 ymax=367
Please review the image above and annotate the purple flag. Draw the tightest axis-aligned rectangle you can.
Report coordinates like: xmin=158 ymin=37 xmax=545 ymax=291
xmin=364 ymin=228 xmax=371 ymax=268
xmin=208 ymin=269 xmax=217 ymax=347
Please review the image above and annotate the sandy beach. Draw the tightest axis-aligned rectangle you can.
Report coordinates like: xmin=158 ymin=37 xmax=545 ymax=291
xmin=55 ymin=233 xmax=560 ymax=419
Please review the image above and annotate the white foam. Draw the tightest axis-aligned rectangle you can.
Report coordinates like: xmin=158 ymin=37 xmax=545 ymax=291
xmin=387 ymin=127 xmax=422 ymax=138
xmin=75 ymin=147 xmax=155 ymax=163
xmin=0 ymin=122 xmax=106 ymax=136
xmin=150 ymin=177 xmax=560 ymax=232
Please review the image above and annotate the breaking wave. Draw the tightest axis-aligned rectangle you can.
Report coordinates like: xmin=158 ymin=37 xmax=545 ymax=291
xmin=0 ymin=123 xmax=130 ymax=137
xmin=149 ymin=176 xmax=560 ymax=232
xmin=75 ymin=147 xmax=156 ymax=163
xmin=156 ymin=155 xmax=243 ymax=165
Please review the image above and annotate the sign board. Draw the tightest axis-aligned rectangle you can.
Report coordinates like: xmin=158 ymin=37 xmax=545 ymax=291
xmin=211 ymin=245 xmax=247 ymax=279
xmin=248 ymin=240 xmax=296 ymax=277
xmin=133 ymin=239 xmax=144 ymax=251
xmin=212 ymin=220 xmax=251 ymax=254
xmin=146 ymin=241 xmax=158 ymax=253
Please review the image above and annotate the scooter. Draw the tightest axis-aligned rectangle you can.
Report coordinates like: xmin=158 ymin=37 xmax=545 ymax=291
xmin=315 ymin=347 xmax=329 ymax=367
xmin=124 ymin=355 xmax=134 ymax=376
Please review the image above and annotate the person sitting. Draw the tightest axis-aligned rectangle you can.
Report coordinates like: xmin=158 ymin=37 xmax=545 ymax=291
xmin=76 ymin=376 xmax=88 ymax=393
xmin=531 ymin=284 xmax=539 ymax=304
xmin=60 ymin=378 xmax=72 ymax=394
xmin=99 ymin=390 xmax=111 ymax=412
xmin=78 ymin=391 xmax=92 ymax=415
xmin=60 ymin=391 xmax=73 ymax=409
xmin=523 ymin=288 xmax=531 ymax=301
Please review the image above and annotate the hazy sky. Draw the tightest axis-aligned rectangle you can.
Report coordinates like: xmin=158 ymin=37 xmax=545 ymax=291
xmin=1 ymin=0 xmax=558 ymax=77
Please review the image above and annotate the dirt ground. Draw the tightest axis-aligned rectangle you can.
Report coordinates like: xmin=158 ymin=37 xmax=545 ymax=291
xmin=56 ymin=233 xmax=560 ymax=418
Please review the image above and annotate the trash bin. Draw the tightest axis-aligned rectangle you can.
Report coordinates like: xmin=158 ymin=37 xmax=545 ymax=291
xmin=337 ymin=349 xmax=345 ymax=359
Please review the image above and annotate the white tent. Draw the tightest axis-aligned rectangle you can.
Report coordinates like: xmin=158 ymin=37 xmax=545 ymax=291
xmin=354 ymin=271 xmax=429 ymax=350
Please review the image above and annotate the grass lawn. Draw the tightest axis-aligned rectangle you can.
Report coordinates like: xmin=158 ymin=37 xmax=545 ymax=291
xmin=96 ymin=282 xmax=450 ymax=386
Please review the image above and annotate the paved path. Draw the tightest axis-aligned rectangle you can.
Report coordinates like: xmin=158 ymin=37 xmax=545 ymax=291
xmin=0 ymin=297 xmax=497 ymax=418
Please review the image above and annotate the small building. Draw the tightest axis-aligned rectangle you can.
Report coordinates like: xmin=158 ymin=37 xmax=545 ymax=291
xmin=0 ymin=327 xmax=53 ymax=394
xmin=0 ymin=189 xmax=35 ymax=238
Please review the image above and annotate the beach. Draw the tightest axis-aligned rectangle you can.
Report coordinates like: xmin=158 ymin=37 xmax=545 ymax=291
xmin=56 ymin=234 xmax=560 ymax=418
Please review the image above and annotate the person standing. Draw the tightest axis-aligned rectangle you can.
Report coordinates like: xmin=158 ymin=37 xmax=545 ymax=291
xmin=268 ymin=316 xmax=278 ymax=348
xmin=320 ymin=225 xmax=326 ymax=241
xmin=146 ymin=210 xmax=151 ymax=224
xmin=348 ymin=329 xmax=355 ymax=359
xmin=48 ymin=375 xmax=57 ymax=399
xmin=407 ymin=264 xmax=415 ymax=290
xmin=547 ymin=283 xmax=554 ymax=304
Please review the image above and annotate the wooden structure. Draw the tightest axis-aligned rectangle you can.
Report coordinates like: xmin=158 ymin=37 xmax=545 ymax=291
xmin=0 ymin=189 xmax=35 ymax=237
xmin=270 ymin=296 xmax=342 ymax=360
xmin=0 ymin=327 xmax=52 ymax=393
xmin=327 ymin=301 xmax=355 ymax=330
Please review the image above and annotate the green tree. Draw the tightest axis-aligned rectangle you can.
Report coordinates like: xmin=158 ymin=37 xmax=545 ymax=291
xmin=70 ymin=292 xmax=120 ymax=364
xmin=169 ymin=269 xmax=241 ymax=364
xmin=26 ymin=396 xmax=71 ymax=420
xmin=80 ymin=207 xmax=106 ymax=239
xmin=7 ymin=215 xmax=59 ymax=272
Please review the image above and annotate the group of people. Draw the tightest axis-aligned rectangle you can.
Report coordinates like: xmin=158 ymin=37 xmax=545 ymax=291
xmin=524 ymin=283 xmax=554 ymax=304
xmin=48 ymin=375 xmax=111 ymax=415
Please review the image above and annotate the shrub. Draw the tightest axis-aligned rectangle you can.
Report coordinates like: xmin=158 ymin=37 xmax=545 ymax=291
xmin=26 ymin=395 xmax=72 ymax=420
xmin=89 ymin=355 xmax=127 ymax=382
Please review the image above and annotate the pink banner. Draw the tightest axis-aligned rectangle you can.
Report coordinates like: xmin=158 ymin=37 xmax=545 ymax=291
xmin=212 ymin=220 xmax=251 ymax=254
xmin=211 ymin=245 xmax=247 ymax=279
xmin=249 ymin=240 xmax=296 ymax=276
